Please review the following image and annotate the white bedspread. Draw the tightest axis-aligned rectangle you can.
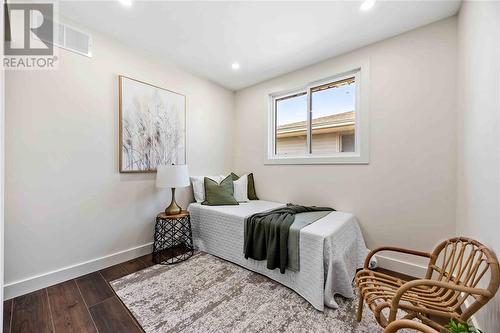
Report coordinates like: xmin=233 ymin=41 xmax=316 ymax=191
xmin=188 ymin=200 xmax=371 ymax=311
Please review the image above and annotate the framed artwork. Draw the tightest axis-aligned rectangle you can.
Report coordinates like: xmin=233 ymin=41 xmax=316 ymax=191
xmin=119 ymin=75 xmax=186 ymax=173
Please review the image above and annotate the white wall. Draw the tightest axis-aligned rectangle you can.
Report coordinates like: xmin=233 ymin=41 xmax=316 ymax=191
xmin=4 ymin=23 xmax=234 ymax=298
xmin=233 ymin=18 xmax=458 ymax=275
xmin=457 ymin=2 xmax=500 ymax=332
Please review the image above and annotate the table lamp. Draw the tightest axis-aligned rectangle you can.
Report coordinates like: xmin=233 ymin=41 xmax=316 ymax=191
xmin=156 ymin=164 xmax=190 ymax=215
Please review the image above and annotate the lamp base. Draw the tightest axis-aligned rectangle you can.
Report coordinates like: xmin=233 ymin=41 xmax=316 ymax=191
xmin=164 ymin=188 xmax=182 ymax=215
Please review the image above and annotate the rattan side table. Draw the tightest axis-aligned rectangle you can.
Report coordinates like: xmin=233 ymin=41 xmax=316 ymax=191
xmin=152 ymin=211 xmax=194 ymax=265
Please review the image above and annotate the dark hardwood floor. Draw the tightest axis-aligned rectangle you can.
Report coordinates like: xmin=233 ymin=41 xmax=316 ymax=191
xmin=2 ymin=253 xmax=418 ymax=333
xmin=3 ymin=254 xmax=154 ymax=333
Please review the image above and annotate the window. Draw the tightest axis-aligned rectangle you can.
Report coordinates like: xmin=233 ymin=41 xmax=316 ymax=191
xmin=268 ymin=66 xmax=369 ymax=164
xmin=275 ymin=92 xmax=308 ymax=155
xmin=341 ymin=134 xmax=355 ymax=152
xmin=311 ymin=77 xmax=355 ymax=155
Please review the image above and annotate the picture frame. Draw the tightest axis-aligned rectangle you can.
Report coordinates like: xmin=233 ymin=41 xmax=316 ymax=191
xmin=119 ymin=75 xmax=186 ymax=173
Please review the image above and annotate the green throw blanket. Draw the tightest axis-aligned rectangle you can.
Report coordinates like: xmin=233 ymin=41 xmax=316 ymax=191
xmin=244 ymin=204 xmax=334 ymax=274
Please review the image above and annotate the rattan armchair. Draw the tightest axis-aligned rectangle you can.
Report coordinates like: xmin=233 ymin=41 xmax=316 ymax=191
xmin=356 ymin=237 xmax=499 ymax=332
xmin=384 ymin=319 xmax=439 ymax=333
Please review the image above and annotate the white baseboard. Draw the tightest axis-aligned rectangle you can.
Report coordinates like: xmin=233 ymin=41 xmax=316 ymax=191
xmin=3 ymin=242 xmax=153 ymax=300
xmin=375 ymin=254 xmax=428 ymax=278
xmin=468 ymin=314 xmax=480 ymax=331
xmin=463 ymin=299 xmax=481 ymax=331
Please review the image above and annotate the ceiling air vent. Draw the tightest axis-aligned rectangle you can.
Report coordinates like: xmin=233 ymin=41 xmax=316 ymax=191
xmin=60 ymin=24 xmax=92 ymax=57
xmin=32 ymin=13 xmax=92 ymax=57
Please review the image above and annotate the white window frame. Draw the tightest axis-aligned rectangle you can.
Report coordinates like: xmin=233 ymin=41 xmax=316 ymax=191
xmin=266 ymin=61 xmax=370 ymax=165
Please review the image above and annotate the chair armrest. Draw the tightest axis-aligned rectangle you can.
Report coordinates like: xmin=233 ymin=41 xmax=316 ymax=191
xmin=384 ymin=320 xmax=438 ymax=333
xmin=388 ymin=279 xmax=492 ymax=323
xmin=364 ymin=246 xmax=431 ymax=269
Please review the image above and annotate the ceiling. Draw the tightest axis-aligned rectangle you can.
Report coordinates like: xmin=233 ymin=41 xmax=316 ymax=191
xmin=59 ymin=1 xmax=461 ymax=91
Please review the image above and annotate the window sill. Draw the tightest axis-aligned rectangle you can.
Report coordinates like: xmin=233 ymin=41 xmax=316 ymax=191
xmin=265 ymin=154 xmax=369 ymax=165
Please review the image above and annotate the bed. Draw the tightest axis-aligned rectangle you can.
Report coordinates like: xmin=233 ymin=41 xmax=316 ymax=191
xmin=188 ymin=200 xmax=372 ymax=311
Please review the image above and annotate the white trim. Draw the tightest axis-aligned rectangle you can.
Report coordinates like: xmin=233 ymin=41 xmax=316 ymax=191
xmin=3 ymin=242 xmax=153 ymax=300
xmin=375 ymin=254 xmax=428 ymax=278
xmin=266 ymin=59 xmax=370 ymax=165
xmin=463 ymin=298 xmax=481 ymax=331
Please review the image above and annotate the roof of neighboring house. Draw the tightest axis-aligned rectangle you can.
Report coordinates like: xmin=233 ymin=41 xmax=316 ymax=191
xmin=277 ymin=111 xmax=355 ymax=137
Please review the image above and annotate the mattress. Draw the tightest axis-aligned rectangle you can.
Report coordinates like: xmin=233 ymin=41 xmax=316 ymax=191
xmin=188 ymin=200 xmax=370 ymax=311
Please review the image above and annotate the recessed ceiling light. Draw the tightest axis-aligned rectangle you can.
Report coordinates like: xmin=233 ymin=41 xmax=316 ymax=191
xmin=360 ymin=0 xmax=375 ymax=11
xmin=119 ymin=0 xmax=133 ymax=7
xmin=231 ymin=62 xmax=240 ymax=70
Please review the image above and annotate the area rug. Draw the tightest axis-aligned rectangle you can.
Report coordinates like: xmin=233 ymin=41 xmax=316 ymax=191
xmin=110 ymin=252 xmax=389 ymax=333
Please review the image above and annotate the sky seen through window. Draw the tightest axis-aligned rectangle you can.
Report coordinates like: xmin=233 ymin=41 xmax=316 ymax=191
xmin=276 ymin=83 xmax=355 ymax=126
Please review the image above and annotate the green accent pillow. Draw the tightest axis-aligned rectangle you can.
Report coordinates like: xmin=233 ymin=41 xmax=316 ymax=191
xmin=202 ymin=175 xmax=239 ymax=206
xmin=231 ymin=172 xmax=258 ymax=200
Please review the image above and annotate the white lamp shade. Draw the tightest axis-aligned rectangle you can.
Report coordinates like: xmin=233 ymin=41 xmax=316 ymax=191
xmin=156 ymin=164 xmax=190 ymax=188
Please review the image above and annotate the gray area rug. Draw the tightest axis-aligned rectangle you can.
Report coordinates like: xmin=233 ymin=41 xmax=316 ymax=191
xmin=111 ymin=252 xmax=388 ymax=333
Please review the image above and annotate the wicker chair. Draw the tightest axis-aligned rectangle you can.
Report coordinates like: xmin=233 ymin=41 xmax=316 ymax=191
xmin=356 ymin=237 xmax=499 ymax=332
xmin=384 ymin=319 xmax=439 ymax=333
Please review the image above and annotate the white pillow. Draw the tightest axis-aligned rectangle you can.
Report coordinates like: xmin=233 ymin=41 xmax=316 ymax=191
xmin=233 ymin=174 xmax=249 ymax=202
xmin=190 ymin=176 xmax=223 ymax=203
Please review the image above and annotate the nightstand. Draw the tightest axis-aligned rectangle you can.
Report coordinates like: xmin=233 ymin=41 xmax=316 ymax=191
xmin=152 ymin=211 xmax=194 ymax=265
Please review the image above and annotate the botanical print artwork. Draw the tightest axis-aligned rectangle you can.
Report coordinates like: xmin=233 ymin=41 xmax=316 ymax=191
xmin=119 ymin=76 xmax=186 ymax=172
